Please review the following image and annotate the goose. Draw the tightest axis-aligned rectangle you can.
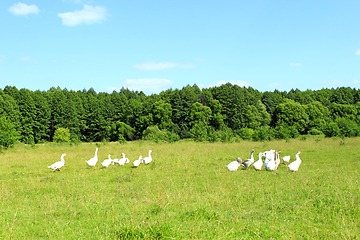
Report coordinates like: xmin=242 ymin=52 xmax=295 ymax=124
xmin=288 ymin=151 xmax=302 ymax=172
xmin=132 ymin=155 xmax=142 ymax=167
xmin=115 ymin=153 xmax=130 ymax=166
xmin=274 ymin=151 xmax=282 ymax=171
xmin=282 ymin=155 xmax=291 ymax=164
xmin=241 ymin=149 xmax=255 ymax=170
xmin=111 ymin=157 xmax=119 ymax=165
xmin=121 ymin=153 xmax=130 ymax=164
xmin=226 ymin=157 xmax=242 ymax=171
xmin=263 ymin=149 xmax=275 ymax=170
xmin=101 ymin=154 xmax=113 ymax=168
xmin=143 ymin=150 xmax=153 ymax=164
xmin=85 ymin=148 xmax=98 ymax=169
xmin=253 ymin=152 xmax=264 ymax=171
xmin=48 ymin=153 xmax=66 ymax=171
xmin=267 ymin=151 xmax=276 ymax=172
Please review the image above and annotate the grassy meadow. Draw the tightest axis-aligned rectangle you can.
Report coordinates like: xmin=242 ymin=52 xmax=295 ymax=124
xmin=0 ymin=137 xmax=359 ymax=239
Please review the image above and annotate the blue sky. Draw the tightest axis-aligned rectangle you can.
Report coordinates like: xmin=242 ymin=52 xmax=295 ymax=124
xmin=1 ymin=0 xmax=360 ymax=95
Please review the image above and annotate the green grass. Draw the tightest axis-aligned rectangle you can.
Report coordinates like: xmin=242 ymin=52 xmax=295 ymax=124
xmin=0 ymin=137 xmax=359 ymax=239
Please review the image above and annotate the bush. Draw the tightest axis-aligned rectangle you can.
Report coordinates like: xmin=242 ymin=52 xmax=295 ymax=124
xmin=336 ymin=118 xmax=360 ymax=137
xmin=189 ymin=123 xmax=209 ymax=142
xmin=53 ymin=128 xmax=70 ymax=143
xmin=142 ymin=125 xmax=180 ymax=143
xmin=308 ymin=128 xmax=323 ymax=135
xmin=323 ymin=122 xmax=340 ymax=138
xmin=238 ymin=128 xmax=254 ymax=140
xmin=252 ymin=126 xmax=272 ymax=141
xmin=208 ymin=127 xmax=234 ymax=143
xmin=0 ymin=116 xmax=19 ymax=149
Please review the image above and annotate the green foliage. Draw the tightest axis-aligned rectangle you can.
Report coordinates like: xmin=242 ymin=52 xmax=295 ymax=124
xmin=308 ymin=128 xmax=323 ymax=135
xmin=208 ymin=127 xmax=235 ymax=142
xmin=323 ymin=121 xmax=340 ymax=137
xmin=189 ymin=122 xmax=210 ymax=142
xmin=53 ymin=127 xmax=70 ymax=143
xmin=107 ymin=121 xmax=135 ymax=142
xmin=252 ymin=126 xmax=273 ymax=141
xmin=1 ymin=85 xmax=360 ymax=144
xmin=0 ymin=116 xmax=19 ymax=149
xmin=335 ymin=118 xmax=360 ymax=137
xmin=274 ymin=99 xmax=309 ymax=134
xmin=238 ymin=128 xmax=254 ymax=140
xmin=142 ymin=125 xmax=179 ymax=143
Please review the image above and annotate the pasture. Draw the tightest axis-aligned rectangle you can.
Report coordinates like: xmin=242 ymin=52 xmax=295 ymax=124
xmin=0 ymin=137 xmax=359 ymax=239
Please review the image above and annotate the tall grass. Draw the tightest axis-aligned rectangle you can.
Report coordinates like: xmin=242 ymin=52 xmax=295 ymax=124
xmin=0 ymin=137 xmax=359 ymax=239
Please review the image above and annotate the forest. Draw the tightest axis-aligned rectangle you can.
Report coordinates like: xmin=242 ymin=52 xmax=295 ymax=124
xmin=1 ymin=83 xmax=360 ymax=149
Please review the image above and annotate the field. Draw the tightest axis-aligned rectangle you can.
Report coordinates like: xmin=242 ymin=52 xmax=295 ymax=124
xmin=0 ymin=137 xmax=359 ymax=239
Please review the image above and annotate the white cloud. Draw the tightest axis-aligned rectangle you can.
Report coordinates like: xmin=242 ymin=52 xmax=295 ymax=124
xmin=20 ymin=56 xmax=32 ymax=61
xmin=0 ymin=55 xmax=5 ymax=62
xmin=322 ymin=79 xmax=343 ymax=85
xmin=289 ymin=63 xmax=302 ymax=67
xmin=356 ymin=49 xmax=360 ymax=55
xmin=352 ymin=80 xmax=360 ymax=83
xmin=58 ymin=5 xmax=108 ymax=26
xmin=268 ymin=83 xmax=282 ymax=89
xmin=108 ymin=78 xmax=174 ymax=94
xmin=133 ymin=61 xmax=195 ymax=70
xmin=216 ymin=80 xmax=251 ymax=88
xmin=8 ymin=3 xmax=39 ymax=16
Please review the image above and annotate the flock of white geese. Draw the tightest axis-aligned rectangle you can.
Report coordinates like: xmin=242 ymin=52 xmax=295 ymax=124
xmin=47 ymin=147 xmax=302 ymax=173
xmin=47 ymin=148 xmax=153 ymax=171
xmin=226 ymin=149 xmax=302 ymax=172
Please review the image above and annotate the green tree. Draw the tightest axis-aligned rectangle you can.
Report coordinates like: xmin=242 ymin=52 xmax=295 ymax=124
xmin=304 ymin=101 xmax=330 ymax=133
xmin=0 ymin=116 xmax=19 ymax=149
xmin=31 ymin=90 xmax=51 ymax=143
xmin=274 ymin=99 xmax=309 ymax=134
xmin=107 ymin=121 xmax=135 ymax=142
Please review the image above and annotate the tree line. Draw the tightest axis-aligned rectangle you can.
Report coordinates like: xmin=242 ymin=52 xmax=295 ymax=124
xmin=1 ymin=84 xmax=360 ymax=148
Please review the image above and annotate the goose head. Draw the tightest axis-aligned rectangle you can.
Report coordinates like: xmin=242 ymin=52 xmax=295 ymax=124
xmin=236 ymin=157 xmax=242 ymax=163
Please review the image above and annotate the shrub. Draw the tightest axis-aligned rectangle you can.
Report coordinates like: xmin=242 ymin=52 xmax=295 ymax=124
xmin=308 ymin=128 xmax=323 ymax=135
xmin=252 ymin=126 xmax=272 ymax=141
xmin=238 ymin=128 xmax=254 ymax=140
xmin=323 ymin=121 xmax=340 ymax=138
xmin=53 ymin=128 xmax=70 ymax=143
xmin=189 ymin=123 xmax=209 ymax=142
xmin=142 ymin=125 xmax=180 ymax=143
xmin=336 ymin=118 xmax=360 ymax=137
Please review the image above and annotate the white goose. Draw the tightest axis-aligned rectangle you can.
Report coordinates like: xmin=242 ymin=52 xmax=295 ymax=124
xmin=48 ymin=153 xmax=66 ymax=171
xmin=86 ymin=148 xmax=98 ymax=169
xmin=226 ymin=157 xmax=242 ymax=171
xmin=263 ymin=149 xmax=275 ymax=170
xmin=282 ymin=155 xmax=291 ymax=164
xmin=143 ymin=150 xmax=153 ymax=164
xmin=132 ymin=155 xmax=142 ymax=167
xmin=274 ymin=151 xmax=282 ymax=171
xmin=101 ymin=154 xmax=113 ymax=168
xmin=241 ymin=149 xmax=255 ymax=170
xmin=288 ymin=151 xmax=302 ymax=172
xmin=267 ymin=151 xmax=276 ymax=172
xmin=253 ymin=152 xmax=264 ymax=171
xmin=114 ymin=153 xmax=130 ymax=165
